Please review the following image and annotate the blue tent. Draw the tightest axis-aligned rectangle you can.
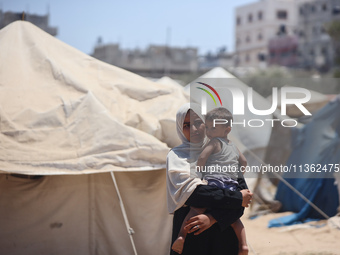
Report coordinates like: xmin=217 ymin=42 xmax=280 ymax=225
xmin=269 ymin=96 xmax=340 ymax=227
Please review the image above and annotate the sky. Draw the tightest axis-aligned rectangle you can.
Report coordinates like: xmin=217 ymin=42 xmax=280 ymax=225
xmin=1 ymin=0 xmax=256 ymax=55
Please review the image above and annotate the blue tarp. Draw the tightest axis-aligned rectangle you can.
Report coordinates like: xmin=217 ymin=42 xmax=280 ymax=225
xmin=269 ymin=96 xmax=340 ymax=227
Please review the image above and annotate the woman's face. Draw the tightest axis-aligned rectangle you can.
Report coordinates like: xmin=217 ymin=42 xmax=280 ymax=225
xmin=183 ymin=110 xmax=205 ymax=143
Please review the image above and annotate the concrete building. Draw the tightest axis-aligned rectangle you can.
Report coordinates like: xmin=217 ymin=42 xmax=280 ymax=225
xmin=92 ymin=42 xmax=198 ymax=77
xmin=0 ymin=9 xmax=57 ymax=36
xmin=199 ymin=47 xmax=234 ymax=72
xmin=268 ymin=25 xmax=299 ymax=67
xmin=234 ymin=0 xmax=301 ymax=67
xmin=296 ymin=0 xmax=340 ymax=71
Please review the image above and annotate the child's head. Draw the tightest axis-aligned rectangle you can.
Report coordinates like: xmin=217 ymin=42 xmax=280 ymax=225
xmin=205 ymin=107 xmax=233 ymax=139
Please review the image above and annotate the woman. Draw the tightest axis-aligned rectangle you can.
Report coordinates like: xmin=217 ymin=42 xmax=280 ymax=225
xmin=166 ymin=103 xmax=252 ymax=255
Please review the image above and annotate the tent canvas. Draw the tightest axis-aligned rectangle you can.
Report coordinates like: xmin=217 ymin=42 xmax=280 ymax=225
xmin=156 ymin=76 xmax=184 ymax=90
xmin=0 ymin=171 xmax=169 ymax=255
xmin=0 ymin=21 xmax=190 ymax=255
xmin=0 ymin=21 xmax=190 ymax=175
xmin=269 ymin=96 xmax=340 ymax=227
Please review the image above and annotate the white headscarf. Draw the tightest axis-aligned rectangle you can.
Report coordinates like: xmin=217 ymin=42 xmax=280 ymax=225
xmin=166 ymin=103 xmax=208 ymax=213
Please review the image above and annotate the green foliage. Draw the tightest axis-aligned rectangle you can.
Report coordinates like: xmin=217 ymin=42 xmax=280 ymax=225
xmin=241 ymin=66 xmax=293 ymax=97
xmin=333 ymin=69 xmax=340 ymax=78
xmin=326 ymin=21 xmax=340 ymax=77
xmin=326 ymin=20 xmax=340 ymax=40
xmin=240 ymin=67 xmax=340 ymax=96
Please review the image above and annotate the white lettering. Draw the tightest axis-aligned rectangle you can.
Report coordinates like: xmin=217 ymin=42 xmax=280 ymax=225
xmin=281 ymin=87 xmax=312 ymax=116
xmin=248 ymin=87 xmax=278 ymax=115
xmin=230 ymin=119 xmax=246 ymax=127
xmin=281 ymin=119 xmax=298 ymax=127
xmin=265 ymin=119 xmax=280 ymax=127
xmin=213 ymin=119 xmax=229 ymax=127
xmin=248 ymin=119 xmax=264 ymax=127
xmin=212 ymin=118 xmax=298 ymax=128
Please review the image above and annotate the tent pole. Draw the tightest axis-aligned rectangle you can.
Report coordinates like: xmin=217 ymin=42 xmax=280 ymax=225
xmin=110 ymin=171 xmax=138 ymax=255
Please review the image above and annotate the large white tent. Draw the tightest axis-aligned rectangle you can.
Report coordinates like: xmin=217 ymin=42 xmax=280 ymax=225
xmin=157 ymin=76 xmax=184 ymax=90
xmin=0 ymin=21 xmax=189 ymax=255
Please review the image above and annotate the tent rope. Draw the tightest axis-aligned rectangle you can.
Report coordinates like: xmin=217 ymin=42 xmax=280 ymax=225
xmin=247 ymin=240 xmax=258 ymax=255
xmin=243 ymin=148 xmax=340 ymax=255
xmin=110 ymin=172 xmax=138 ymax=255
xmin=245 ymin=147 xmax=340 ymax=230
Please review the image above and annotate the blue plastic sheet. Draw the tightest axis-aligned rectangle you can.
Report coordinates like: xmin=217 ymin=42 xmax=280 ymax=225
xmin=269 ymin=96 xmax=340 ymax=228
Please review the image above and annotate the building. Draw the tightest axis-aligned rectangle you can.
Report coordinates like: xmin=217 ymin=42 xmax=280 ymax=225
xmin=199 ymin=47 xmax=235 ymax=72
xmin=234 ymin=0 xmax=301 ymax=67
xmin=0 ymin=9 xmax=57 ymax=36
xmin=268 ymin=25 xmax=299 ymax=67
xmin=92 ymin=42 xmax=198 ymax=77
xmin=296 ymin=0 xmax=340 ymax=71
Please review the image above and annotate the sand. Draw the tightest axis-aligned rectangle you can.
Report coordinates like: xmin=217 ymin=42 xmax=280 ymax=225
xmin=242 ymin=210 xmax=340 ymax=255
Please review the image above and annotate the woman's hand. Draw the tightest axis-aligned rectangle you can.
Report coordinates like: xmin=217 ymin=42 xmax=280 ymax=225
xmin=240 ymin=189 xmax=253 ymax=207
xmin=184 ymin=213 xmax=217 ymax=235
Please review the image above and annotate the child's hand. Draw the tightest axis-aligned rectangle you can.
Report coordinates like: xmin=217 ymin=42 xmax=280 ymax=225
xmin=240 ymin=189 xmax=253 ymax=207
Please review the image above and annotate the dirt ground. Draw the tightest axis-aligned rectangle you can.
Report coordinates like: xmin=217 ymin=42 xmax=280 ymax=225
xmin=242 ymin=210 xmax=340 ymax=255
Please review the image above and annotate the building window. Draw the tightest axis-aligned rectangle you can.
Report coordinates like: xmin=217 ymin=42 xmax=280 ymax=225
xmin=236 ymin=37 xmax=241 ymax=45
xmin=246 ymin=54 xmax=250 ymax=62
xmin=311 ymin=5 xmax=315 ymax=13
xmin=277 ymin=10 xmax=288 ymax=19
xmin=281 ymin=51 xmax=288 ymax=58
xmin=246 ymin=35 xmax=251 ymax=43
xmin=333 ymin=6 xmax=340 ymax=15
xmin=313 ymin=26 xmax=318 ymax=35
xmin=300 ymin=7 xmax=304 ymax=15
xmin=237 ymin=16 xmax=241 ymax=25
xmin=248 ymin=13 xmax=253 ymax=23
xmin=258 ymin=33 xmax=263 ymax=41
xmin=258 ymin=11 xmax=263 ymax=20
xmin=258 ymin=53 xmax=266 ymax=61
xmin=322 ymin=4 xmax=327 ymax=11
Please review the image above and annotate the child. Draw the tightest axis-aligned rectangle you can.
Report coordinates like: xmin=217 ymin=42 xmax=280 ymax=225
xmin=171 ymin=107 xmax=249 ymax=255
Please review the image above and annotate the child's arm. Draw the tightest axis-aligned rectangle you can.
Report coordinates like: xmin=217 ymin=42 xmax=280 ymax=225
xmin=237 ymin=147 xmax=247 ymax=175
xmin=197 ymin=139 xmax=219 ymax=169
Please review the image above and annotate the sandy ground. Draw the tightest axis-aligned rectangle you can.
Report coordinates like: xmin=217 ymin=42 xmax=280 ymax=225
xmin=241 ymin=210 xmax=340 ymax=255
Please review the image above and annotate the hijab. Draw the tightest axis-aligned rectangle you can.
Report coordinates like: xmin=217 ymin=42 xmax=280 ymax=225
xmin=166 ymin=103 xmax=208 ymax=213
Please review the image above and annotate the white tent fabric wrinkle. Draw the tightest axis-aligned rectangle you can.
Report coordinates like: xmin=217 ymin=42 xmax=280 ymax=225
xmin=0 ymin=21 xmax=186 ymax=175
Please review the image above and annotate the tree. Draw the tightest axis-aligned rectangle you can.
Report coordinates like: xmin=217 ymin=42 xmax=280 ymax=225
xmin=326 ymin=20 xmax=340 ymax=77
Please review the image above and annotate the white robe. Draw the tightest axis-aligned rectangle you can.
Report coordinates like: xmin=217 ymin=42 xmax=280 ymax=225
xmin=166 ymin=103 xmax=208 ymax=213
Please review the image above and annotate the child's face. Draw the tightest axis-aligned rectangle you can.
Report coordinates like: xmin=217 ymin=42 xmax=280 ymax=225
xmin=205 ymin=120 xmax=229 ymax=139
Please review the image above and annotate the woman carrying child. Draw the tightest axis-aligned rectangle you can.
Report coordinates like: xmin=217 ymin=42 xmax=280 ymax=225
xmin=166 ymin=103 xmax=252 ymax=255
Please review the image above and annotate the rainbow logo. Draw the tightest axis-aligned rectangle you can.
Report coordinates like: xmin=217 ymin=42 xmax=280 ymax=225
xmin=196 ymin=82 xmax=223 ymax=106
